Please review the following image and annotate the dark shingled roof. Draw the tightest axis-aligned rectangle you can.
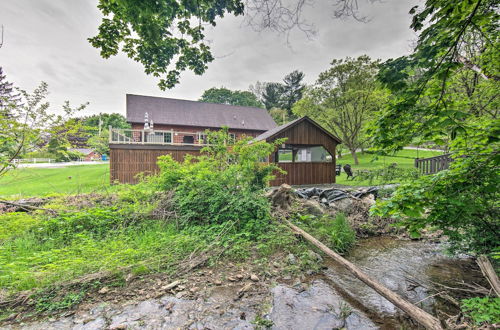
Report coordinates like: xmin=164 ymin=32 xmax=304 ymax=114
xmin=253 ymin=117 xmax=303 ymax=141
xmin=254 ymin=116 xmax=342 ymax=143
xmin=126 ymin=94 xmax=277 ymax=131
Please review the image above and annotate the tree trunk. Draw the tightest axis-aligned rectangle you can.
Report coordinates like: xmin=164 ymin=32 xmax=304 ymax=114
xmin=477 ymin=255 xmax=500 ymax=297
xmin=350 ymin=149 xmax=359 ymax=165
xmin=285 ymin=220 xmax=443 ymax=330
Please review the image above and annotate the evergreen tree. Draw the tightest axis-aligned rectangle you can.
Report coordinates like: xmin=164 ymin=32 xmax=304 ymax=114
xmin=281 ymin=70 xmax=305 ymax=114
xmin=262 ymin=83 xmax=284 ymax=110
xmin=0 ymin=67 xmax=20 ymax=114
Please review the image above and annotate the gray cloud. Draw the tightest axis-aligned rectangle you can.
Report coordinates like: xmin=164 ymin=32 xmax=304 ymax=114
xmin=0 ymin=0 xmax=420 ymax=117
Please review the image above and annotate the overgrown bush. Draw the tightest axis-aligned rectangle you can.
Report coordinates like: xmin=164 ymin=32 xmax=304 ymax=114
xmin=295 ymin=213 xmax=356 ymax=253
xmin=157 ymin=128 xmax=284 ymax=234
xmin=461 ymin=297 xmax=500 ymax=325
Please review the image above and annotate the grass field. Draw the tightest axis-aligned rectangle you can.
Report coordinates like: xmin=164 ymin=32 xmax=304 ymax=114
xmin=0 ymin=164 xmax=110 ymax=198
xmin=0 ymin=149 xmax=443 ymax=198
xmin=335 ymin=149 xmax=443 ymax=185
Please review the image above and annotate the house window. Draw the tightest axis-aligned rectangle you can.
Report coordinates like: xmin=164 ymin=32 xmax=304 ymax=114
xmin=147 ymin=131 xmax=172 ymax=143
xmin=294 ymin=146 xmax=331 ymax=162
xmin=277 ymin=149 xmax=293 ymax=163
xmin=198 ymin=132 xmax=207 ymax=144
xmin=229 ymin=133 xmax=236 ymax=141
xmin=162 ymin=132 xmax=172 ymax=143
xmin=183 ymin=135 xmax=195 ymax=144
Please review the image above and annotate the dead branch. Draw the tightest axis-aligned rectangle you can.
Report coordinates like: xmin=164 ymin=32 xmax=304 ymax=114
xmin=0 ymin=200 xmax=55 ymax=213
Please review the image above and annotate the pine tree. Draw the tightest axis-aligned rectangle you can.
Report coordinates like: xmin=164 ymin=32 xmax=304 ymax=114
xmin=0 ymin=67 xmax=20 ymax=115
xmin=262 ymin=82 xmax=284 ymax=110
xmin=281 ymin=70 xmax=305 ymax=115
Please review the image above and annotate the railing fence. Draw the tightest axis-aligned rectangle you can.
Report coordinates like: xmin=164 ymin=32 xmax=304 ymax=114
xmin=414 ymin=154 xmax=453 ymax=175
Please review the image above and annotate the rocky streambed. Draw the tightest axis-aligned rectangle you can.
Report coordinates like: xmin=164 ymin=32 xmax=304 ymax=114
xmin=2 ymin=237 xmax=484 ymax=330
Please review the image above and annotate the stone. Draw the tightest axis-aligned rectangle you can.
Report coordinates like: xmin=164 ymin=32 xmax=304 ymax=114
xmin=250 ymin=274 xmax=259 ymax=282
xmin=98 ymin=287 xmax=109 ymax=294
xmin=109 ymin=324 xmax=127 ymax=330
xmin=236 ymin=274 xmax=244 ymax=280
xmin=237 ymin=283 xmax=253 ymax=298
xmin=175 ymin=291 xmax=187 ymax=299
xmin=307 ymin=250 xmax=323 ymax=263
xmin=287 ymin=253 xmax=297 ymax=265
xmin=227 ymin=276 xmax=237 ymax=282
xmin=214 ymin=280 xmax=222 ymax=285
xmin=162 ymin=280 xmax=180 ymax=291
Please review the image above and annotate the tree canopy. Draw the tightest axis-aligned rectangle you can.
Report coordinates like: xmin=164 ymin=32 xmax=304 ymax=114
xmin=293 ymin=56 xmax=385 ymax=164
xmin=198 ymin=87 xmax=263 ymax=108
xmin=370 ymin=0 xmax=499 ymax=257
xmin=90 ymin=1 xmax=362 ymax=90
xmin=90 ymin=0 xmax=244 ymax=90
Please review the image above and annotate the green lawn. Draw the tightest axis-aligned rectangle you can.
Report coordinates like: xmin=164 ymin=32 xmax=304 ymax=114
xmin=335 ymin=149 xmax=443 ymax=186
xmin=0 ymin=149 xmax=443 ymax=197
xmin=0 ymin=164 xmax=110 ymax=198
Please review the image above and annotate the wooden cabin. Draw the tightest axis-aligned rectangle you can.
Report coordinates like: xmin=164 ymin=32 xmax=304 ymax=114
xmin=109 ymin=94 xmax=341 ymax=185
xmin=254 ymin=117 xmax=341 ymax=186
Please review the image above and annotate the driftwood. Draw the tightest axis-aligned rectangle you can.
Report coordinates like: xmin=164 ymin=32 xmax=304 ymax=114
xmin=285 ymin=220 xmax=443 ymax=330
xmin=0 ymin=200 xmax=54 ymax=213
xmin=477 ymin=255 xmax=500 ymax=297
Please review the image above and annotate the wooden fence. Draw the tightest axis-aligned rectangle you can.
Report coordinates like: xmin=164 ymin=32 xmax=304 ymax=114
xmin=414 ymin=154 xmax=452 ymax=175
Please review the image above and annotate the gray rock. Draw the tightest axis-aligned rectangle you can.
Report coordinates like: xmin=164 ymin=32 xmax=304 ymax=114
xmin=287 ymin=253 xmax=297 ymax=265
xmin=307 ymin=250 xmax=323 ymax=263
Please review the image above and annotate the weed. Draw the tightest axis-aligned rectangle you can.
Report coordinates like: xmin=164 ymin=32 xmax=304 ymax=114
xmin=251 ymin=315 xmax=274 ymax=329
xmin=461 ymin=297 xmax=500 ymax=325
xmin=34 ymin=291 xmax=85 ymax=313
xmin=296 ymin=213 xmax=356 ymax=254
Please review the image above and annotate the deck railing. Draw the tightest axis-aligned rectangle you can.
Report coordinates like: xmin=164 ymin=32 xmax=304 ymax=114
xmin=109 ymin=128 xmax=210 ymax=146
xmin=414 ymin=154 xmax=453 ymax=175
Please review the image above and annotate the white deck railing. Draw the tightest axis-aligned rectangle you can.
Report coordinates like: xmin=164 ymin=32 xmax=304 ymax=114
xmin=109 ymin=128 xmax=208 ymax=146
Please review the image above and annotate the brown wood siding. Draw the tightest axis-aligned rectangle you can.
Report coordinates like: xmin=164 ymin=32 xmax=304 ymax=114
xmin=110 ymin=147 xmax=201 ymax=184
xmin=266 ymin=119 xmax=338 ymax=185
xmin=111 ymin=117 xmax=340 ymax=186
xmin=269 ymin=119 xmax=338 ymax=157
xmin=269 ymin=163 xmax=335 ymax=186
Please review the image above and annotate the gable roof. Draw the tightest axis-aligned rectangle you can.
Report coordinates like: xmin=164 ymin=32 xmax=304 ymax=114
xmin=69 ymin=148 xmax=96 ymax=155
xmin=254 ymin=116 xmax=342 ymax=144
xmin=126 ymin=94 xmax=277 ymax=131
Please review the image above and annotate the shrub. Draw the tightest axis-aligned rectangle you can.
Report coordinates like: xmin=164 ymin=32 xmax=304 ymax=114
xmin=0 ymin=212 xmax=40 ymax=241
xmin=461 ymin=297 xmax=500 ymax=325
xmin=296 ymin=213 xmax=356 ymax=253
xmin=35 ymin=206 xmax=141 ymax=243
xmin=156 ymin=128 xmax=284 ymax=233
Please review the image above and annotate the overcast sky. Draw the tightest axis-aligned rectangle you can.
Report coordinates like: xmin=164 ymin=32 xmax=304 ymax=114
xmin=0 ymin=0 xmax=419 ymax=117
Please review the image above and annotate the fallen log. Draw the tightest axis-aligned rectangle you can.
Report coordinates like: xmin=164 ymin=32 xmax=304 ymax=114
xmin=477 ymin=255 xmax=500 ymax=297
xmin=285 ymin=220 xmax=443 ymax=330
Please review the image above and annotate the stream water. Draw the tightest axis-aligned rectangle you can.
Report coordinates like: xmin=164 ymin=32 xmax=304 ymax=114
xmin=3 ymin=237 xmax=485 ymax=330
xmin=271 ymin=237 xmax=485 ymax=329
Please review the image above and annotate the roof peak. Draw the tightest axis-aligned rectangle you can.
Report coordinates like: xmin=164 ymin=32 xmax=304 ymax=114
xmin=126 ymin=94 xmax=277 ymax=131
xmin=126 ymin=94 xmax=264 ymax=111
